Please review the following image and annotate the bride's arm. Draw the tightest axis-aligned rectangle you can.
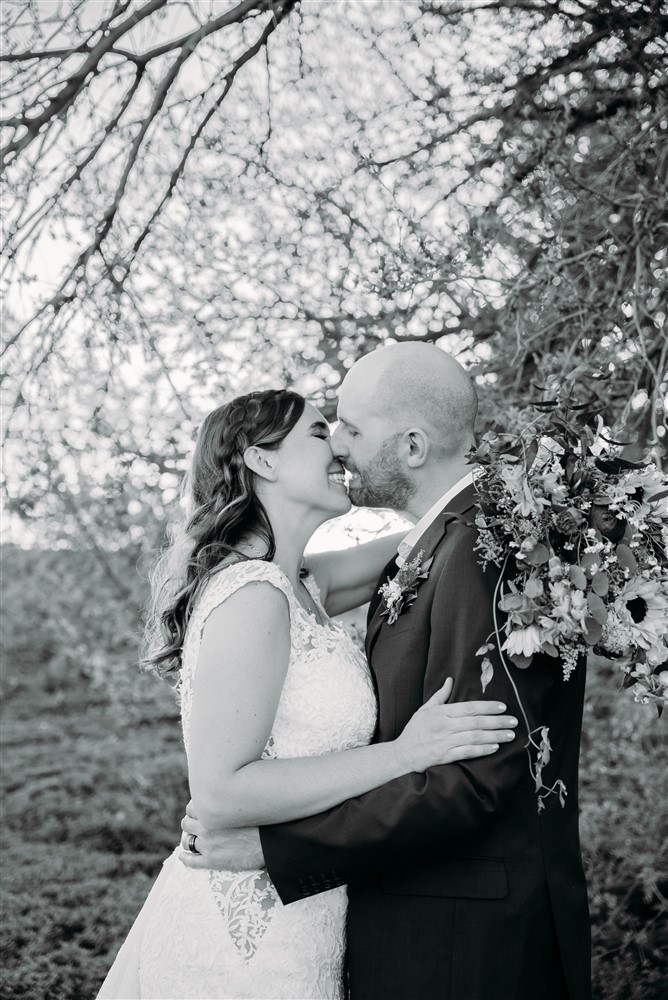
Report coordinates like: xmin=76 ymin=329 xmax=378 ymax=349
xmin=305 ymin=531 xmax=408 ymax=616
xmin=188 ymin=583 xmax=514 ymax=831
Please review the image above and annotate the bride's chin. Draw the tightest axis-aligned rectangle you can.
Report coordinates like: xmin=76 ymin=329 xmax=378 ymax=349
xmin=326 ymin=495 xmax=352 ymax=517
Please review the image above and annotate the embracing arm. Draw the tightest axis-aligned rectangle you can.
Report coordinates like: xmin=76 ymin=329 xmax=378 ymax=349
xmin=305 ymin=531 xmax=407 ymax=616
xmin=188 ymin=580 xmax=512 ymax=830
xmin=260 ymin=524 xmax=548 ymax=901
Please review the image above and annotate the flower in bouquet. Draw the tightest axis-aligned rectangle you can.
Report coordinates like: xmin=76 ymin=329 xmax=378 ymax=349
xmin=471 ymin=389 xmax=667 ymax=806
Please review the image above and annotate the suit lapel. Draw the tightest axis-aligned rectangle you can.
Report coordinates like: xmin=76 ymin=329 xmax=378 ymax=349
xmin=365 ymin=482 xmax=479 ymax=660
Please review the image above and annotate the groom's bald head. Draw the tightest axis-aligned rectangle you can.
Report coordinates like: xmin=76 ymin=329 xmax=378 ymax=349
xmin=340 ymin=343 xmax=477 ymax=457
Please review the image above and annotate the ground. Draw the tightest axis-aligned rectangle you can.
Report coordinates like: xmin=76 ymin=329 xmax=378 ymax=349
xmin=1 ymin=560 xmax=665 ymax=999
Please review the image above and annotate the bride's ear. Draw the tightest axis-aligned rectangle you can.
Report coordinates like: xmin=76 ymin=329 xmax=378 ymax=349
xmin=243 ymin=445 xmax=278 ymax=482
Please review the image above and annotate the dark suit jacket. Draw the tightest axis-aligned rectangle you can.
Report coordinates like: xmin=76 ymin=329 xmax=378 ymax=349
xmin=260 ymin=484 xmax=591 ymax=1000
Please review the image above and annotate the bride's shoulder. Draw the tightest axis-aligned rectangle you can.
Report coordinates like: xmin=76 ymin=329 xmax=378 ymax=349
xmin=196 ymin=559 xmax=292 ymax=621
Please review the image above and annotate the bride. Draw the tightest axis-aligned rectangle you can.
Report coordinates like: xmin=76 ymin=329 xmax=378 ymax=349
xmin=98 ymin=388 xmax=516 ymax=1000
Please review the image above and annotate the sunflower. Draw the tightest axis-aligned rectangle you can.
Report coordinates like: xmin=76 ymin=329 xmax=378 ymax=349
xmin=612 ymin=578 xmax=668 ymax=650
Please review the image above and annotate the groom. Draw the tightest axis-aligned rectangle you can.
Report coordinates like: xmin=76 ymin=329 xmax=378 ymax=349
xmin=182 ymin=344 xmax=592 ymax=1000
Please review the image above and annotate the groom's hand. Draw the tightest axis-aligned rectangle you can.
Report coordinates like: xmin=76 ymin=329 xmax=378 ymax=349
xmin=179 ymin=801 xmax=266 ymax=870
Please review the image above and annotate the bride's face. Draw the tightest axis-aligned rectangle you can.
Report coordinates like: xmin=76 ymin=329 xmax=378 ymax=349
xmin=268 ymin=403 xmax=351 ymax=520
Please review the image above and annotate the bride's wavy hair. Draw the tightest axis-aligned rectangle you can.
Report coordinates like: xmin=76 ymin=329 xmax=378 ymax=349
xmin=144 ymin=388 xmax=306 ymax=679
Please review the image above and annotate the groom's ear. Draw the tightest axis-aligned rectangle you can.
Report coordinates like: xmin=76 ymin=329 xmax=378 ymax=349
xmin=243 ymin=446 xmax=278 ymax=482
xmin=404 ymin=428 xmax=429 ymax=468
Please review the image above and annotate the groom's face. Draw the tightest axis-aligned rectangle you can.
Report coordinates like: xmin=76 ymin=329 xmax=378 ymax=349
xmin=331 ymin=381 xmax=414 ymax=511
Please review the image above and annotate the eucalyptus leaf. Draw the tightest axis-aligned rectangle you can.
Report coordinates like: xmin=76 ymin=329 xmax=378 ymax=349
xmin=616 ymin=543 xmax=638 ymax=575
xmin=525 ymin=543 xmax=550 ymax=566
xmin=587 ymin=593 xmax=608 ymax=626
xmin=499 ymin=593 xmax=527 ymax=611
xmin=583 ymin=617 xmax=603 ymax=645
xmin=580 ymin=552 xmax=600 ymax=574
xmin=569 ymin=565 xmax=588 ymax=590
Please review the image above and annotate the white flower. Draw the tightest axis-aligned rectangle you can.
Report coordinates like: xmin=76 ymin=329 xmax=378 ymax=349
xmin=499 ymin=465 xmax=548 ymax=518
xmin=646 ymin=642 xmax=668 ymax=667
xmin=503 ymin=624 xmax=542 ymax=658
xmin=548 ymin=557 xmax=564 ymax=580
xmin=589 ymin=415 xmax=609 ymax=457
xmin=549 ymin=581 xmax=588 ymax=626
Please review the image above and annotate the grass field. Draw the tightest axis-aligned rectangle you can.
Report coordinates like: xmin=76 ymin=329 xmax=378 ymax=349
xmin=1 ymin=547 xmax=666 ymax=999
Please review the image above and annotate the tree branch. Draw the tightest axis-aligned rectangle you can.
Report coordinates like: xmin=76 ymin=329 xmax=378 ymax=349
xmin=0 ymin=0 xmax=167 ymax=170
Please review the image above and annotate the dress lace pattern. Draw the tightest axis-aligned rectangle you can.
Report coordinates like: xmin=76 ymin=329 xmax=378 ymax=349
xmin=133 ymin=559 xmax=377 ymax=999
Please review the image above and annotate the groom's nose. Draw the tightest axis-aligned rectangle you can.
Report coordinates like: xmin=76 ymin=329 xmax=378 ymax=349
xmin=330 ymin=425 xmax=348 ymax=459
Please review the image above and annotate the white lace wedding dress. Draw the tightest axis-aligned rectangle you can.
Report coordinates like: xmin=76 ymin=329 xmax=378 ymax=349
xmin=98 ymin=560 xmax=377 ymax=1000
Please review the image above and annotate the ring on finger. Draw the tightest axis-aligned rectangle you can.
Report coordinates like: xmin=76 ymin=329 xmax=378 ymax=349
xmin=187 ymin=833 xmax=201 ymax=855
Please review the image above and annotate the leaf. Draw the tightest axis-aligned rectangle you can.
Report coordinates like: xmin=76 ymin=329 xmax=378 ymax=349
xmin=591 ymin=571 xmax=610 ymax=597
xmin=580 ymin=552 xmax=599 ymax=574
xmin=583 ymin=617 xmax=603 ymax=645
xmin=499 ymin=593 xmax=527 ymax=611
xmin=524 ymin=576 xmax=544 ymax=598
xmin=616 ymin=543 xmax=638 ymax=575
xmin=510 ymin=652 xmax=533 ymax=669
xmin=525 ymin=438 xmax=538 ymax=471
xmin=557 ymin=780 xmax=567 ymax=808
xmin=476 ymin=643 xmax=493 ymax=656
xmin=525 ymin=543 xmax=550 ymax=566
xmin=420 ymin=556 xmax=434 ymax=575
xmin=480 ymin=657 xmax=494 ymax=693
xmin=569 ymin=565 xmax=588 ymax=590
xmin=537 ymin=727 xmax=551 ymax=768
xmin=587 ymin=593 xmax=608 ymax=626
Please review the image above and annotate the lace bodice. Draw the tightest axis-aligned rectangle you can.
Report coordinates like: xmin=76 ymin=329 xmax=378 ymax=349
xmin=180 ymin=559 xmax=377 ymax=763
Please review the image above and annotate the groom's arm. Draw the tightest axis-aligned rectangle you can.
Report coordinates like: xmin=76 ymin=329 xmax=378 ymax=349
xmin=260 ymin=521 xmax=553 ymax=903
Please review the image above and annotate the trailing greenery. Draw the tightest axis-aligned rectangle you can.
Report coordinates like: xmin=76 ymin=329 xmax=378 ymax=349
xmin=1 ymin=545 xmax=666 ymax=999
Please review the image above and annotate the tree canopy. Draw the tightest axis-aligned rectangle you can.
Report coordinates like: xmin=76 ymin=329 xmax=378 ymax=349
xmin=2 ymin=0 xmax=666 ymax=550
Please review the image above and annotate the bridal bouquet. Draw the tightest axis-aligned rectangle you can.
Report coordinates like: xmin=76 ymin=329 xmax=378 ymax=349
xmin=470 ymin=389 xmax=667 ymax=804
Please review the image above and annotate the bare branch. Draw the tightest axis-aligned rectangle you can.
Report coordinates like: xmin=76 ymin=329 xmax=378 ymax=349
xmin=1 ymin=0 xmax=168 ymax=170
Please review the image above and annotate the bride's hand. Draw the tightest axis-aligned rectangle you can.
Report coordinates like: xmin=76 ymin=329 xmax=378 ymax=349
xmin=393 ymin=679 xmax=518 ymax=773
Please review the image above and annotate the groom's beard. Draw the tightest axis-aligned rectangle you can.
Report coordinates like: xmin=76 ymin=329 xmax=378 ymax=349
xmin=347 ymin=435 xmax=414 ymax=510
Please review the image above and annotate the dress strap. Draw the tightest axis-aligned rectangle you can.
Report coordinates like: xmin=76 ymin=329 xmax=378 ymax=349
xmin=191 ymin=560 xmax=296 ymax=640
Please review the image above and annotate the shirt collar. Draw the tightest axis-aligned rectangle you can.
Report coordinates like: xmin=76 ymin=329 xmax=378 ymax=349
xmin=396 ymin=470 xmax=477 ymax=567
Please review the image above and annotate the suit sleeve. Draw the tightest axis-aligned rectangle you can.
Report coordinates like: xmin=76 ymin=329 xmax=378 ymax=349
xmin=260 ymin=520 xmax=553 ymax=903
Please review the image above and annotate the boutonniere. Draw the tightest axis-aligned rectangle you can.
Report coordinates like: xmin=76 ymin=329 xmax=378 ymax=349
xmin=379 ymin=550 xmax=434 ymax=624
